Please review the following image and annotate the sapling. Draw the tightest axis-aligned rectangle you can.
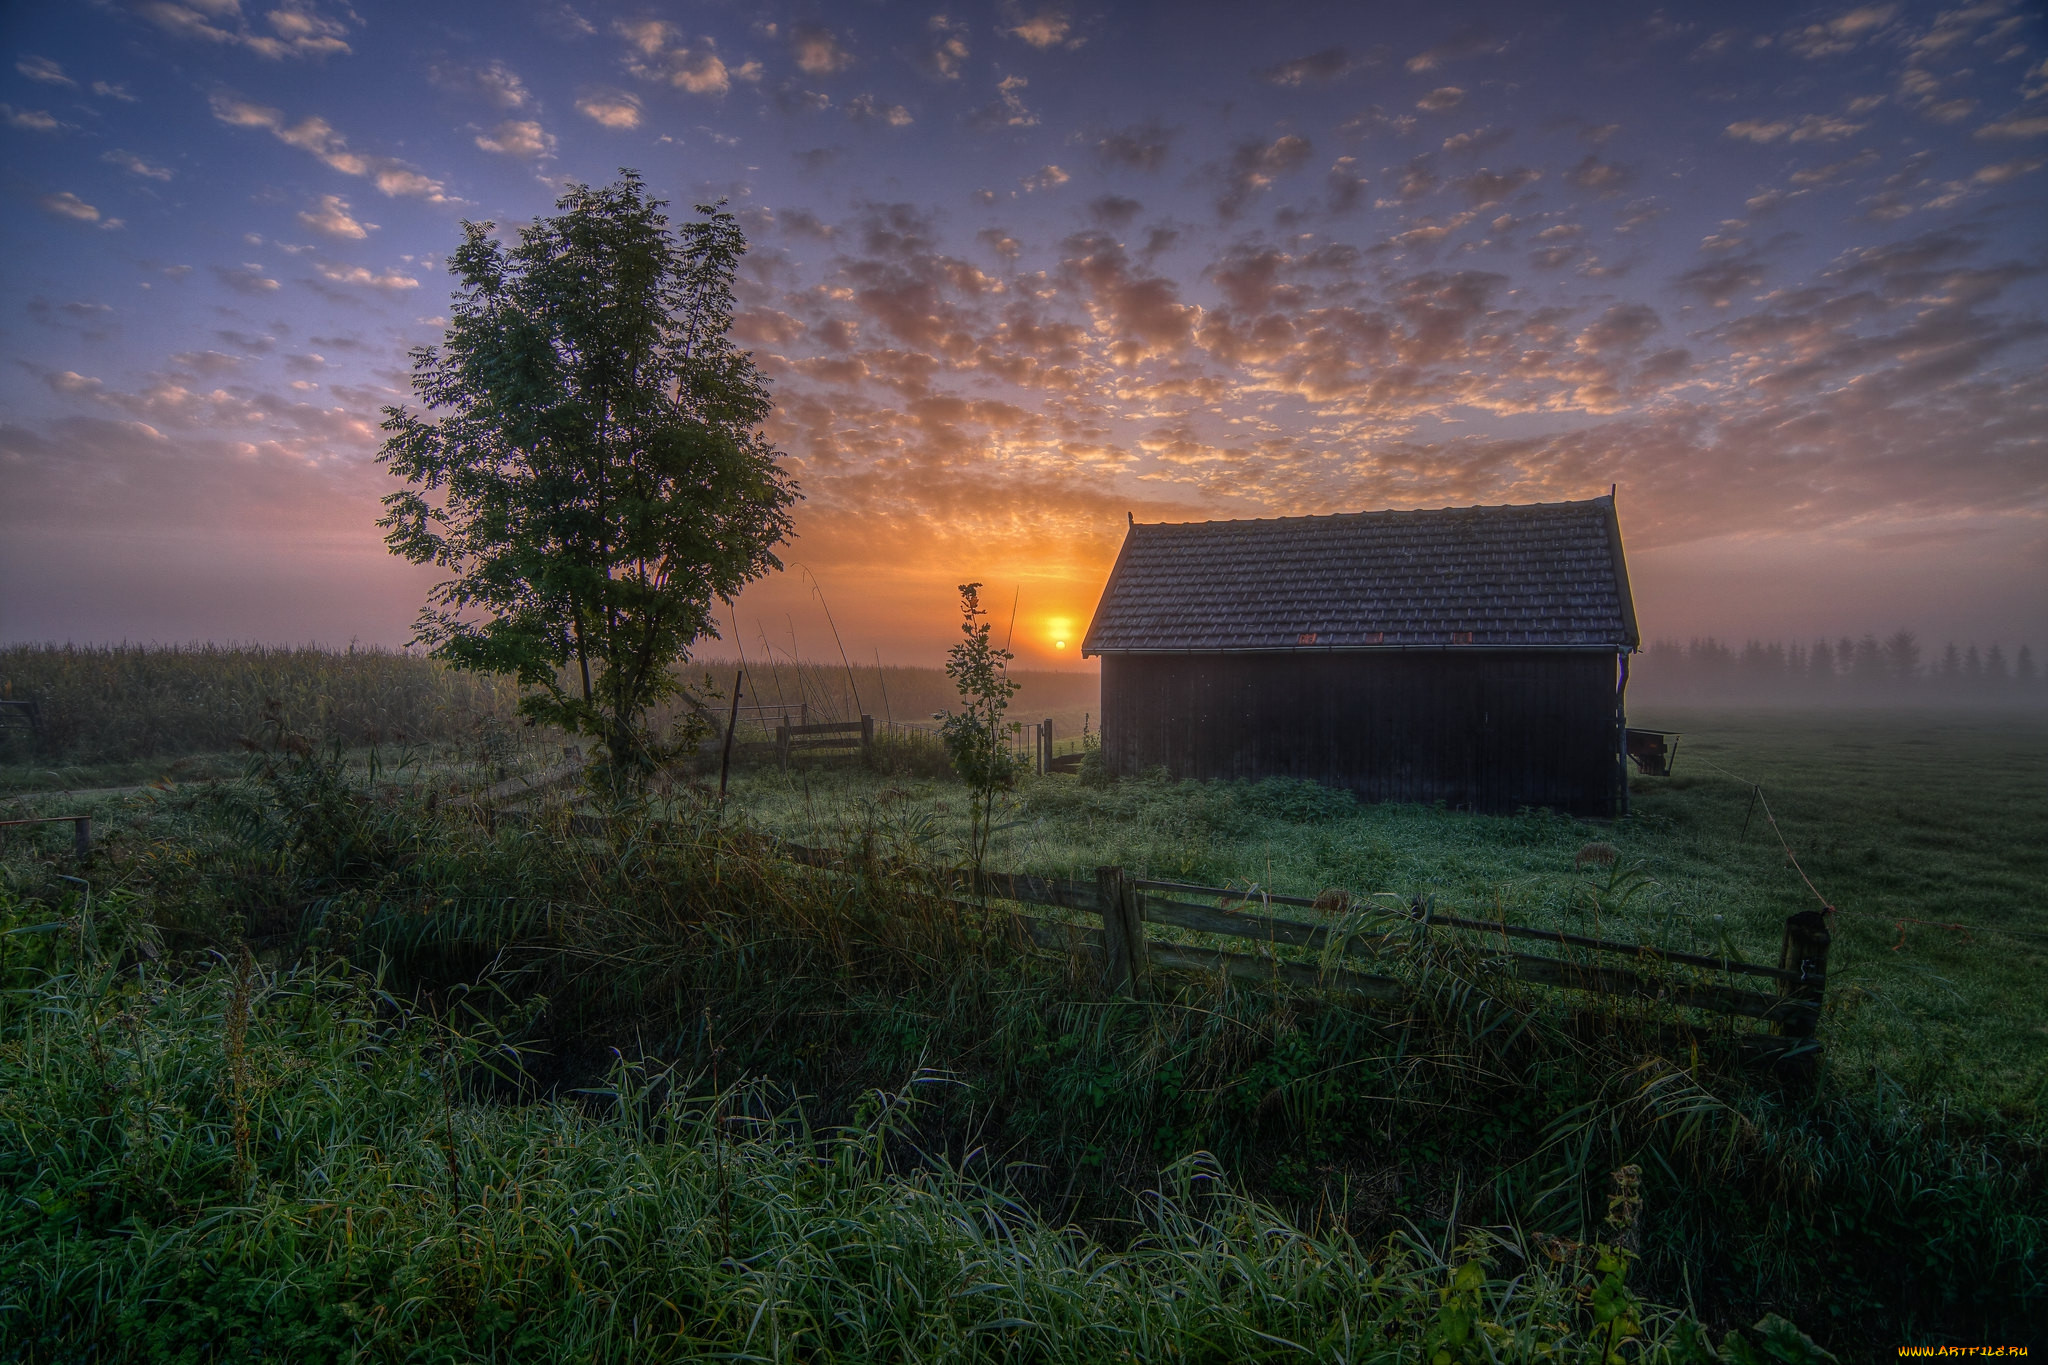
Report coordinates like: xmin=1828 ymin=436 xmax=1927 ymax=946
xmin=938 ymin=582 xmax=1020 ymax=878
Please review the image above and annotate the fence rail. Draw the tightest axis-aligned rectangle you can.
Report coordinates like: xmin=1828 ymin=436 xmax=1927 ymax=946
xmin=776 ymin=840 xmax=1830 ymax=1063
xmin=483 ymin=797 xmax=1830 ymax=1068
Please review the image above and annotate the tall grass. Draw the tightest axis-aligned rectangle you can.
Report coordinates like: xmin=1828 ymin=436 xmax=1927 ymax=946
xmin=0 ymin=643 xmax=520 ymax=765
xmin=3 ymin=744 xmax=2038 ymax=1351
xmin=1 ymin=914 xmax=1734 ymax=1362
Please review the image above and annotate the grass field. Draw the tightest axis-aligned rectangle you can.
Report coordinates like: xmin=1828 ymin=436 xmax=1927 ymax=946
xmin=2 ymin=652 xmax=2042 ymax=1356
xmin=721 ymin=706 xmax=2048 ymax=1119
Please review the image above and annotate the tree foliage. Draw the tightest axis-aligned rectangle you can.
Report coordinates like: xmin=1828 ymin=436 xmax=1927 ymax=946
xmin=378 ymin=172 xmax=797 ymax=778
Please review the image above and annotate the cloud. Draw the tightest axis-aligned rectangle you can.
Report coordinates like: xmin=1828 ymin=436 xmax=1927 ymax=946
xmin=1724 ymin=113 xmax=1866 ymax=143
xmin=916 ymin=15 xmax=970 ymax=80
xmin=1564 ymin=155 xmax=1633 ymax=194
xmin=1576 ymin=302 xmax=1661 ymax=353
xmin=1215 ymin=134 xmax=1313 ymax=218
xmin=16 ymin=55 xmax=74 ymax=86
xmin=1675 ymin=253 xmax=1766 ymax=306
xmin=1971 ymin=156 xmax=2043 ymax=185
xmin=314 ymin=262 xmax=420 ymax=290
xmin=101 ymin=149 xmax=174 ymax=180
xmin=1094 ymin=121 xmax=1174 ymax=171
xmin=1405 ymin=23 xmax=1506 ymax=73
xmin=1440 ymin=125 xmax=1511 ymax=155
xmin=1326 ymin=156 xmax=1368 ymax=212
xmin=972 ymin=228 xmax=1019 ymax=264
xmin=1787 ymin=148 xmax=1880 ymax=186
xmin=1782 ymin=5 xmax=1897 ymax=60
xmin=1021 ymin=164 xmax=1070 ymax=193
xmin=1005 ymin=6 xmax=1076 ymax=49
xmin=1975 ymin=111 xmax=2048 ymax=140
xmin=211 ymin=262 xmax=281 ymax=294
xmin=1060 ymin=230 xmax=1197 ymax=365
xmin=475 ymin=119 xmax=556 ymax=158
xmin=1417 ymin=86 xmax=1465 ymax=112
xmin=3 ymin=105 xmax=67 ymax=132
xmin=846 ymin=93 xmax=913 ymax=126
xmin=209 ymin=93 xmax=450 ymax=200
xmin=92 ymin=80 xmax=137 ymax=101
xmin=1453 ymin=166 xmax=1539 ymax=204
xmin=969 ymin=74 xmax=1037 ymax=129
xmin=428 ymin=60 xmax=532 ymax=110
xmin=38 ymin=192 xmax=101 ymax=222
xmin=1339 ymin=105 xmax=1417 ymax=138
xmin=297 ymin=193 xmax=371 ymax=238
xmin=126 ymin=0 xmax=357 ymax=59
xmin=576 ymin=89 xmax=642 ymax=128
xmin=790 ymin=25 xmax=853 ymax=75
xmin=1258 ymin=46 xmax=1381 ymax=86
xmin=1089 ymin=194 xmax=1142 ymax=226
xmin=617 ymin=19 xmax=735 ymax=95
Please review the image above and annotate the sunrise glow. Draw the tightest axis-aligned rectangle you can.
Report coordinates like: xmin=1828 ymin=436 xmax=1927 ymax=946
xmin=1 ymin=2 xmax=2042 ymax=657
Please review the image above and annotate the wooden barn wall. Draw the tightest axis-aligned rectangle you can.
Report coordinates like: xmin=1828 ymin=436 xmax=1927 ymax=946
xmin=1100 ymin=651 xmax=1622 ymax=815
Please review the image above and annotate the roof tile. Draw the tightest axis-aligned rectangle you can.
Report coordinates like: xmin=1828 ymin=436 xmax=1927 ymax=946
xmin=1082 ymin=496 xmax=1638 ymax=653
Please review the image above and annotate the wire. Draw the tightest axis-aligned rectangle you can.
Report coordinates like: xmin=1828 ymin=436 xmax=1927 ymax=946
xmin=1686 ymin=754 xmax=2022 ymax=951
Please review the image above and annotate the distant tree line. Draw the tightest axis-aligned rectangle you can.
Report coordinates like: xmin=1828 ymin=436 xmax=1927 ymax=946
xmin=1629 ymin=632 xmax=2044 ymax=705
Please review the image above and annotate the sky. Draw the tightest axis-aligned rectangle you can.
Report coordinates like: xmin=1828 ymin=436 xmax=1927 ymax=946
xmin=2 ymin=0 xmax=2044 ymax=668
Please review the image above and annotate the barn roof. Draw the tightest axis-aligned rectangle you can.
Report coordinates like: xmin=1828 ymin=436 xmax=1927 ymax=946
xmin=1081 ymin=495 xmax=1638 ymax=655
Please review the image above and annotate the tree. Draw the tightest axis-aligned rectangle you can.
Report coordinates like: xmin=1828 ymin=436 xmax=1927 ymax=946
xmin=378 ymin=173 xmax=798 ymax=783
xmin=938 ymin=583 xmax=1020 ymax=877
xmin=1882 ymin=630 xmax=1920 ymax=690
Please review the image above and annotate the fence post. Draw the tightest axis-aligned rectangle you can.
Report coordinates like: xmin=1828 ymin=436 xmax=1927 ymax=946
xmin=1120 ymin=873 xmax=1148 ymax=993
xmin=1095 ymin=866 xmax=1142 ymax=995
xmin=860 ymin=713 xmax=874 ymax=764
xmin=1774 ymin=911 xmax=1831 ymax=1074
xmin=776 ymin=723 xmax=790 ymax=771
xmin=73 ymin=817 xmax=91 ymax=860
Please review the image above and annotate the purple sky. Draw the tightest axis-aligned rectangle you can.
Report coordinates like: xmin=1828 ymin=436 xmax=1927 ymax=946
xmin=2 ymin=0 xmax=2044 ymax=666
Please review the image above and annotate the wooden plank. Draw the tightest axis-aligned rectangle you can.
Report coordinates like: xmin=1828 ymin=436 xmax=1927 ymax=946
xmin=1011 ymin=913 xmax=1101 ymax=955
xmin=1136 ymin=877 xmax=1325 ymax=909
xmin=1502 ymin=953 xmax=1782 ymax=1020
xmin=1145 ymin=941 xmax=1407 ymax=1001
xmin=1140 ymin=895 xmax=1395 ymax=963
xmin=960 ymin=868 xmax=1104 ymax=914
xmin=1007 ymin=913 xmax=1404 ymax=1003
xmin=449 ymin=758 xmax=584 ymax=809
xmin=1425 ymin=913 xmax=1795 ymax=983
xmin=1136 ymin=878 xmax=1793 ymax=983
xmin=784 ymin=721 xmax=868 ymax=737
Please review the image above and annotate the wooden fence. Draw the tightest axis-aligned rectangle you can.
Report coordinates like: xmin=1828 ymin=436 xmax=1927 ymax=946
xmin=777 ymin=842 xmax=1831 ymax=1068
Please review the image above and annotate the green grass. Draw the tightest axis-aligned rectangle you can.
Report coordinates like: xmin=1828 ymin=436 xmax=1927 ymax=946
xmin=1 ymin=788 xmax=1749 ymax=1364
xmin=719 ymin=708 xmax=2048 ymax=1120
xmin=2 ymin=663 xmax=2042 ymax=1355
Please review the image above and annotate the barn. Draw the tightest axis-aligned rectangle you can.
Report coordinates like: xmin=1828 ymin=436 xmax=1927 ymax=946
xmin=1079 ymin=495 xmax=1641 ymax=816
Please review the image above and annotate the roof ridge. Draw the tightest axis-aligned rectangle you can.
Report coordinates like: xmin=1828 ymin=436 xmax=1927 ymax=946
xmin=1132 ymin=494 xmax=1612 ymax=531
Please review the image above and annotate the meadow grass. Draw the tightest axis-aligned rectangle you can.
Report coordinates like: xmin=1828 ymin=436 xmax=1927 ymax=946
xmin=720 ymin=707 xmax=2048 ymax=1120
xmin=1 ymin=938 xmax=1738 ymax=1364
xmin=1 ymin=654 xmax=2042 ymax=1355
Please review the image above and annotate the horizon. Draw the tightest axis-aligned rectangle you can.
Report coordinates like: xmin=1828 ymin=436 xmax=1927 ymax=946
xmin=3 ymin=0 xmax=2045 ymax=665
